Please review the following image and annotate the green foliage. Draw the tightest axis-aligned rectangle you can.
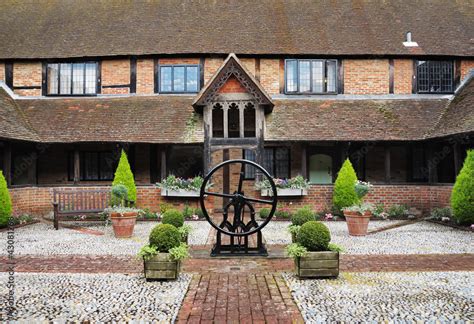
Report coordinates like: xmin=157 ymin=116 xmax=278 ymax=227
xmin=275 ymin=204 xmax=292 ymax=219
xmin=372 ymin=203 xmax=385 ymax=217
xmin=159 ymin=202 xmax=173 ymax=215
xmin=11 ymin=214 xmax=34 ymax=225
xmin=291 ymin=206 xmax=315 ymax=226
xmin=112 ymin=150 xmax=136 ymax=203
xmin=286 ymin=243 xmax=308 ymax=259
xmin=255 ymin=175 xmax=309 ymax=190
xmin=158 ymin=175 xmax=207 ymax=191
xmin=169 ymin=243 xmax=190 ymax=261
xmin=111 ymin=184 xmax=128 ymax=207
xmin=333 ymin=159 xmax=360 ymax=211
xmin=328 ymin=243 xmax=344 ymax=253
xmin=451 ymin=150 xmax=474 ymax=224
xmin=430 ymin=207 xmax=452 ymax=220
xmin=387 ymin=204 xmax=409 ymax=218
xmin=194 ymin=208 xmax=204 ymax=219
xmin=178 ymin=224 xmax=193 ymax=240
xmin=297 ymin=221 xmax=331 ymax=251
xmin=137 ymin=245 xmax=158 ymax=261
xmin=343 ymin=202 xmax=374 ymax=215
xmin=354 ymin=180 xmax=373 ymax=199
xmin=139 ymin=208 xmax=158 ymax=220
xmin=149 ymin=224 xmax=182 ymax=252
xmin=0 ymin=171 xmax=12 ymax=228
xmin=259 ymin=208 xmax=270 ymax=220
xmin=182 ymin=204 xmax=194 ymax=219
xmin=162 ymin=209 xmax=185 ymax=228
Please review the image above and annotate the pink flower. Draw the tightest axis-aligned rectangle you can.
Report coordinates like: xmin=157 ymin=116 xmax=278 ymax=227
xmin=471 ymin=224 xmax=474 ymax=230
xmin=325 ymin=213 xmax=333 ymax=220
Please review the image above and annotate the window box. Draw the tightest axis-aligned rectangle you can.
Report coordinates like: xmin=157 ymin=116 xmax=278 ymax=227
xmin=260 ymin=188 xmax=308 ymax=197
xmin=160 ymin=188 xmax=200 ymax=197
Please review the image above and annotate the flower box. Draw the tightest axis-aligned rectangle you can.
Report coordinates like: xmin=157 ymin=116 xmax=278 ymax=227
xmin=144 ymin=253 xmax=180 ymax=280
xmin=295 ymin=251 xmax=339 ymax=278
xmin=160 ymin=188 xmax=200 ymax=197
xmin=261 ymin=188 xmax=308 ymax=197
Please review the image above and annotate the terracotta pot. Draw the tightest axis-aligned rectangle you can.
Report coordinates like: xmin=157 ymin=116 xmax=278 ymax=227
xmin=110 ymin=212 xmax=138 ymax=238
xmin=343 ymin=210 xmax=371 ymax=236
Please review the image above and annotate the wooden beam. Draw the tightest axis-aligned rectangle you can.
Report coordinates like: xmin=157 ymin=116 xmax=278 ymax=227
xmin=150 ymin=144 xmax=158 ymax=184
xmin=384 ymin=145 xmax=391 ymax=183
xmin=301 ymin=144 xmax=307 ymax=178
xmin=3 ymin=142 xmax=11 ymax=187
xmin=389 ymin=59 xmax=394 ymax=94
xmin=239 ymin=102 xmax=245 ymax=138
xmin=160 ymin=147 xmax=167 ymax=180
xmin=73 ymin=147 xmax=80 ymax=184
xmin=453 ymin=142 xmax=461 ymax=177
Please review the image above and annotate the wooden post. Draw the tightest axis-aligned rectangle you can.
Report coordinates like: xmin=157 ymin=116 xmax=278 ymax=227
xmin=160 ymin=147 xmax=167 ymax=181
xmin=301 ymin=144 xmax=307 ymax=178
xmin=73 ymin=147 xmax=80 ymax=184
xmin=3 ymin=142 xmax=11 ymax=187
xmin=384 ymin=145 xmax=391 ymax=183
xmin=239 ymin=102 xmax=245 ymax=138
xmin=150 ymin=144 xmax=158 ymax=184
xmin=453 ymin=142 xmax=461 ymax=177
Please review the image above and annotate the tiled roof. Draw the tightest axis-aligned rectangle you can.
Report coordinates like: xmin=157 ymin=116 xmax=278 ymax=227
xmin=16 ymin=96 xmax=203 ymax=144
xmin=0 ymin=0 xmax=472 ymax=59
xmin=265 ymin=99 xmax=449 ymax=141
xmin=0 ymin=86 xmax=39 ymax=142
xmin=430 ymin=75 xmax=474 ymax=138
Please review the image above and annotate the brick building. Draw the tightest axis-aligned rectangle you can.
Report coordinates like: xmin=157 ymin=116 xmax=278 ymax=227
xmin=0 ymin=0 xmax=473 ymax=215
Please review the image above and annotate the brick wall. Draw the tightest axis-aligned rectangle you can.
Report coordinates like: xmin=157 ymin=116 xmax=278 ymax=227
xmin=259 ymin=59 xmax=280 ymax=95
xmin=460 ymin=60 xmax=474 ymax=81
xmin=9 ymin=184 xmax=452 ymax=217
xmin=136 ymin=59 xmax=154 ymax=94
xmin=204 ymin=57 xmax=224 ymax=85
xmin=393 ymin=59 xmax=413 ymax=94
xmin=219 ymin=76 xmax=247 ymax=93
xmin=13 ymin=62 xmax=42 ymax=96
xmin=101 ymin=59 xmax=130 ymax=94
xmin=344 ymin=59 xmax=389 ymax=94
xmin=240 ymin=58 xmax=256 ymax=77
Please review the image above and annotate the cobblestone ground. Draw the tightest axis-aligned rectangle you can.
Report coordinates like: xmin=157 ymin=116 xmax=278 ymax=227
xmin=263 ymin=221 xmax=474 ymax=254
xmin=0 ymin=272 xmax=191 ymax=322
xmin=0 ymin=221 xmax=210 ymax=256
xmin=283 ymin=271 xmax=474 ymax=323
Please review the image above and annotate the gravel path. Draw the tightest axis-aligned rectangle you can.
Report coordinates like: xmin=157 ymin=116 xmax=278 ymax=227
xmin=0 ymin=272 xmax=191 ymax=322
xmin=0 ymin=221 xmax=210 ymax=256
xmin=262 ymin=221 xmax=474 ymax=254
xmin=283 ymin=271 xmax=474 ymax=323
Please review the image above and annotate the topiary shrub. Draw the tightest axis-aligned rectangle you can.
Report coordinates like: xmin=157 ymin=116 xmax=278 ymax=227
xmin=149 ymin=224 xmax=182 ymax=252
xmin=162 ymin=209 xmax=185 ymax=228
xmin=0 ymin=171 xmax=12 ymax=228
xmin=333 ymin=159 xmax=360 ymax=211
xmin=297 ymin=221 xmax=331 ymax=251
xmin=451 ymin=150 xmax=474 ymax=225
xmin=112 ymin=150 xmax=136 ymax=204
xmin=291 ymin=206 xmax=315 ymax=226
xmin=259 ymin=208 xmax=270 ymax=220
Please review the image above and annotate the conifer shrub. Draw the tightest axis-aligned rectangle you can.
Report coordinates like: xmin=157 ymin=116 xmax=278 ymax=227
xmin=149 ymin=224 xmax=182 ymax=252
xmin=0 ymin=171 xmax=12 ymax=228
xmin=451 ymin=150 xmax=474 ymax=224
xmin=112 ymin=150 xmax=136 ymax=204
xmin=162 ymin=209 xmax=185 ymax=228
xmin=333 ymin=159 xmax=360 ymax=211
xmin=296 ymin=221 xmax=331 ymax=251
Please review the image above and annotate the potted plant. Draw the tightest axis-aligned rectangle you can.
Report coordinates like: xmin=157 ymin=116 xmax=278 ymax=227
xmin=256 ymin=175 xmax=309 ymax=197
xmin=158 ymin=175 xmax=209 ymax=197
xmin=138 ymin=223 xmax=190 ymax=280
xmin=288 ymin=206 xmax=315 ymax=242
xmin=161 ymin=209 xmax=192 ymax=244
xmin=342 ymin=202 xmax=374 ymax=236
xmin=105 ymin=185 xmax=141 ymax=238
xmin=287 ymin=221 xmax=343 ymax=278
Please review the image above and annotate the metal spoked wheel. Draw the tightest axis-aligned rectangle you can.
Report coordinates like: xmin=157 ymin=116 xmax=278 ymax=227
xmin=199 ymin=159 xmax=278 ymax=237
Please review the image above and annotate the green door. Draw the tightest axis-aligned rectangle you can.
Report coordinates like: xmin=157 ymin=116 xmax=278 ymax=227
xmin=309 ymin=154 xmax=332 ymax=184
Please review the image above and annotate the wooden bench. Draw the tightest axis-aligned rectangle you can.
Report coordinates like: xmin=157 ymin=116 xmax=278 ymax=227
xmin=52 ymin=189 xmax=116 ymax=230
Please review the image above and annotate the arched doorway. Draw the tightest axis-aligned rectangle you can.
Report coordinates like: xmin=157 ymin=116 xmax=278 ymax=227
xmin=309 ymin=154 xmax=332 ymax=184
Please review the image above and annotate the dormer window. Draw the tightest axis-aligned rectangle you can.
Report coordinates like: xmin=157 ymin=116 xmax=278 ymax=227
xmin=285 ymin=59 xmax=337 ymax=94
xmin=46 ymin=62 xmax=98 ymax=95
xmin=158 ymin=64 xmax=200 ymax=93
xmin=416 ymin=60 xmax=454 ymax=94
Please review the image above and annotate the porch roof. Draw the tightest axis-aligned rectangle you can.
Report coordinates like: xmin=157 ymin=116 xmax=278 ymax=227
xmin=0 ymin=0 xmax=473 ymax=59
xmin=0 ymin=86 xmax=39 ymax=142
xmin=430 ymin=74 xmax=474 ymax=139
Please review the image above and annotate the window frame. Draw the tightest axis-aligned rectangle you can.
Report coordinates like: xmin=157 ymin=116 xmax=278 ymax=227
xmin=67 ymin=151 xmax=115 ymax=181
xmin=157 ymin=64 xmax=201 ymax=94
xmin=415 ymin=60 xmax=455 ymax=94
xmin=242 ymin=147 xmax=291 ymax=180
xmin=284 ymin=59 xmax=338 ymax=95
xmin=45 ymin=61 xmax=99 ymax=97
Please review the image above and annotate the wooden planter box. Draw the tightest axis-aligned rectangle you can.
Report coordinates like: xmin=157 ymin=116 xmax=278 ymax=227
xmin=161 ymin=188 xmax=200 ymax=197
xmin=143 ymin=253 xmax=180 ymax=280
xmin=261 ymin=188 xmax=308 ymax=197
xmin=295 ymin=251 xmax=339 ymax=278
